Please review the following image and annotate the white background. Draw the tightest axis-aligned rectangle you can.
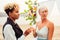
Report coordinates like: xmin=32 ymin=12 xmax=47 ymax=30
xmin=0 ymin=0 xmax=60 ymax=26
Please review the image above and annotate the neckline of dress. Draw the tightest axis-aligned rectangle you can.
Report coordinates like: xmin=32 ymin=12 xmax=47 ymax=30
xmin=37 ymin=26 xmax=48 ymax=31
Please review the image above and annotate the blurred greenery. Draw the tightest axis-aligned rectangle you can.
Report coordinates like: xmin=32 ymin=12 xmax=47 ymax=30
xmin=20 ymin=0 xmax=37 ymax=25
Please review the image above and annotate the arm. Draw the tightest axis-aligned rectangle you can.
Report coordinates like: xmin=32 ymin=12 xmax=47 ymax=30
xmin=24 ymin=23 xmax=37 ymax=37
xmin=48 ymin=23 xmax=54 ymax=40
xmin=24 ymin=27 xmax=35 ymax=36
xmin=24 ymin=28 xmax=31 ymax=36
xmin=33 ymin=29 xmax=37 ymax=37
xmin=33 ymin=22 xmax=39 ymax=37
xmin=4 ymin=24 xmax=17 ymax=40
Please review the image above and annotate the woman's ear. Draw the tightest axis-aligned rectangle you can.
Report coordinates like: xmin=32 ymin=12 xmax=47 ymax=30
xmin=9 ymin=12 xmax=11 ymax=16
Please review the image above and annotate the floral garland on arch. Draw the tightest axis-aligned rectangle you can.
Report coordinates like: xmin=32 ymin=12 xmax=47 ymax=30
xmin=21 ymin=0 xmax=39 ymax=25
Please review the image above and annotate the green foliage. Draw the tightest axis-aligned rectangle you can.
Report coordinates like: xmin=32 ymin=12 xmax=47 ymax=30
xmin=20 ymin=0 xmax=38 ymax=25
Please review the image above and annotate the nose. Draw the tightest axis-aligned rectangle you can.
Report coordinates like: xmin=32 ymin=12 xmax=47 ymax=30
xmin=18 ymin=13 xmax=20 ymax=16
xmin=44 ymin=12 xmax=46 ymax=14
xmin=43 ymin=11 xmax=47 ymax=14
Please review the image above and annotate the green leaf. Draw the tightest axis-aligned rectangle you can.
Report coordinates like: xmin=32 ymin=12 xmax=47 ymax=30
xmin=28 ymin=5 xmax=32 ymax=9
xmin=20 ymin=12 xmax=25 ymax=14
xmin=24 ymin=10 xmax=28 ymax=13
xmin=27 ymin=16 xmax=32 ymax=20
xmin=25 ymin=2 xmax=28 ymax=4
xmin=34 ymin=2 xmax=37 ymax=5
xmin=28 ymin=0 xmax=31 ymax=2
xmin=29 ymin=20 xmax=33 ymax=25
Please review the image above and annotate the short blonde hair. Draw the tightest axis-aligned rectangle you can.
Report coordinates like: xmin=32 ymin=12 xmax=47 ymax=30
xmin=4 ymin=3 xmax=19 ymax=15
xmin=38 ymin=6 xmax=48 ymax=13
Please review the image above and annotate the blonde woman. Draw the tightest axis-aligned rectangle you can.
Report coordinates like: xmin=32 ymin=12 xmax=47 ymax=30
xmin=32 ymin=7 xmax=54 ymax=40
xmin=25 ymin=7 xmax=54 ymax=40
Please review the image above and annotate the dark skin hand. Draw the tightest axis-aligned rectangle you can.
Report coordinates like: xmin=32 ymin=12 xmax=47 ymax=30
xmin=24 ymin=27 xmax=34 ymax=36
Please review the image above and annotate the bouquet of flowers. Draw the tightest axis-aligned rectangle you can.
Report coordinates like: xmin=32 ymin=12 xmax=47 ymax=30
xmin=21 ymin=0 xmax=38 ymax=25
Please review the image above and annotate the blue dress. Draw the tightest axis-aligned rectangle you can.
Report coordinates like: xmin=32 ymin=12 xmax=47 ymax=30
xmin=36 ymin=26 xmax=48 ymax=40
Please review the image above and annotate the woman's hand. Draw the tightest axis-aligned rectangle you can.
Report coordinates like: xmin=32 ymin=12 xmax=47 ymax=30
xmin=24 ymin=27 xmax=34 ymax=36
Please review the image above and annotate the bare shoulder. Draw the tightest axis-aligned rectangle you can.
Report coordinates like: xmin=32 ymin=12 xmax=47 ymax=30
xmin=49 ymin=21 xmax=54 ymax=25
xmin=48 ymin=21 xmax=54 ymax=29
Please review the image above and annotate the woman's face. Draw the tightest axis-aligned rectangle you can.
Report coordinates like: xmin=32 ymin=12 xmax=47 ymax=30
xmin=9 ymin=6 xmax=20 ymax=20
xmin=39 ymin=8 xmax=48 ymax=19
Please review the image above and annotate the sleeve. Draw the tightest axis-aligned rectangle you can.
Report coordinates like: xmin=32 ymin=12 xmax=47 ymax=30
xmin=18 ymin=35 xmax=25 ymax=40
xmin=4 ymin=24 xmax=17 ymax=40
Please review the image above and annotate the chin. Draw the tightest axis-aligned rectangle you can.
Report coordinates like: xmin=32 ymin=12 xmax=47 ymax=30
xmin=16 ymin=18 xmax=19 ymax=19
xmin=42 ymin=17 xmax=46 ymax=19
xmin=15 ymin=17 xmax=19 ymax=20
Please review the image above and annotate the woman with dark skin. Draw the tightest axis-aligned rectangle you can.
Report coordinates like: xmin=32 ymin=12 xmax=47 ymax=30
xmin=3 ymin=3 xmax=29 ymax=40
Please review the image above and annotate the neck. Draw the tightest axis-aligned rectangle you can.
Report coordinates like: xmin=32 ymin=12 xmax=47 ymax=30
xmin=41 ymin=18 xmax=48 ymax=23
xmin=9 ymin=17 xmax=15 ymax=22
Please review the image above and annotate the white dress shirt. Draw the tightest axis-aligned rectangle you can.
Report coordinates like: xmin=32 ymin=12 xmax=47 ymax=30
xmin=3 ymin=24 xmax=25 ymax=40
